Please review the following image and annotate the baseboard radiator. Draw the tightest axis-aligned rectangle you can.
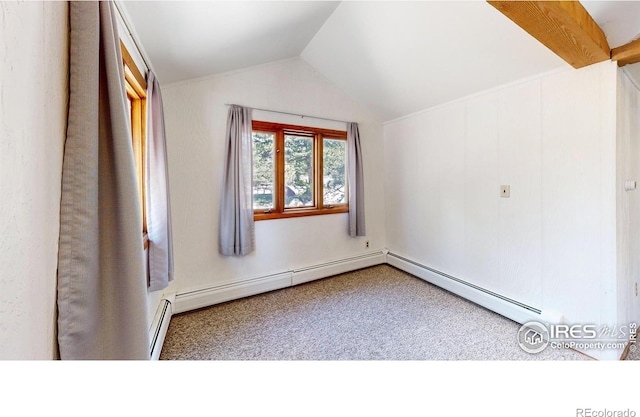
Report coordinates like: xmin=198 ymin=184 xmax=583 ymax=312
xmin=171 ymin=249 xmax=548 ymax=322
xmin=386 ymin=252 xmax=547 ymax=325
xmin=291 ymin=252 xmax=388 ymax=286
xmin=149 ymin=293 xmax=174 ymax=360
xmin=173 ymin=251 xmax=387 ymax=314
xmin=159 ymin=250 xmax=560 ymax=357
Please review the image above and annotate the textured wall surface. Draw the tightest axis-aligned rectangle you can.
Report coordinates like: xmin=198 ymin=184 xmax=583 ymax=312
xmin=0 ymin=1 xmax=68 ymax=359
xmin=162 ymin=58 xmax=386 ymax=294
xmin=616 ymin=70 xmax=640 ymax=341
xmin=384 ymin=62 xmax=620 ymax=359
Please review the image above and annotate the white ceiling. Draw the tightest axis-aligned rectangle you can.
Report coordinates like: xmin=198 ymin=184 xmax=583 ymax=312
xmin=581 ymin=1 xmax=640 ymax=48
xmin=120 ymin=0 xmax=640 ymax=121
xmin=581 ymin=1 xmax=640 ymax=88
xmin=301 ymin=1 xmax=567 ymax=119
xmin=120 ymin=1 xmax=340 ymax=83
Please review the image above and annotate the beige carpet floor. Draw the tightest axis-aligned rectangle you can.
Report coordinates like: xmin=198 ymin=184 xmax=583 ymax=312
xmin=160 ymin=265 xmax=637 ymax=360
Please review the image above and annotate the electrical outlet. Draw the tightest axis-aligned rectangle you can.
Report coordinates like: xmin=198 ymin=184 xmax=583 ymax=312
xmin=635 ymin=282 xmax=638 ymax=297
xmin=365 ymin=241 xmax=370 ymax=248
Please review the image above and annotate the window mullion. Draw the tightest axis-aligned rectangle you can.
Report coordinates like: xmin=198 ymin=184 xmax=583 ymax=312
xmin=276 ymin=130 xmax=285 ymax=214
xmin=316 ymin=134 xmax=323 ymax=210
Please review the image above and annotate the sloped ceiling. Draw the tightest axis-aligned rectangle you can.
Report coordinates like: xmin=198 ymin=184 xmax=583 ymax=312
xmin=120 ymin=1 xmax=341 ymax=83
xmin=120 ymin=1 xmax=640 ymax=121
xmin=300 ymin=1 xmax=566 ymax=119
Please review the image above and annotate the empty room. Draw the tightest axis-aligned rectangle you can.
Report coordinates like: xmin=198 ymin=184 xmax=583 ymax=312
xmin=2 ymin=0 xmax=640 ymax=411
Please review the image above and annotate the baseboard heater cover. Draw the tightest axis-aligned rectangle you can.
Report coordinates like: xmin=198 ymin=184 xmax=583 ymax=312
xmin=149 ymin=294 xmax=174 ymax=360
xmin=173 ymin=251 xmax=386 ymax=314
xmin=174 ymin=272 xmax=292 ymax=314
xmin=292 ymin=251 xmax=386 ymax=286
xmin=386 ymin=252 xmax=542 ymax=325
xmin=158 ymin=250 xmax=556 ymax=359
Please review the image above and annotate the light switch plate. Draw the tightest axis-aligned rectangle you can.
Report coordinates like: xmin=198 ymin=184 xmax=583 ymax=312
xmin=500 ymin=185 xmax=510 ymax=198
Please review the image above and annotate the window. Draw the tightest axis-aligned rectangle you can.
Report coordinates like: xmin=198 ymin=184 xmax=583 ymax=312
xmin=120 ymin=41 xmax=148 ymax=247
xmin=252 ymin=121 xmax=348 ymax=220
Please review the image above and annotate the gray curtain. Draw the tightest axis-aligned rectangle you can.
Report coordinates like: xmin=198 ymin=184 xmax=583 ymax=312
xmin=57 ymin=1 xmax=150 ymax=360
xmin=348 ymin=122 xmax=366 ymax=237
xmin=219 ymin=105 xmax=255 ymax=256
xmin=146 ymin=70 xmax=174 ymax=291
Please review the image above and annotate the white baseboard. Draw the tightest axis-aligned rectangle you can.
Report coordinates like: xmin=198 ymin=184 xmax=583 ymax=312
xmin=173 ymin=251 xmax=386 ymax=315
xmin=386 ymin=252 xmax=543 ymax=325
xmin=149 ymin=292 xmax=175 ymax=360
xmin=173 ymin=272 xmax=292 ymax=314
xmin=292 ymin=252 xmax=387 ymax=286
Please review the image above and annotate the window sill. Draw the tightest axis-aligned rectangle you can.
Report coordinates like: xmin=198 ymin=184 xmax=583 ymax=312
xmin=254 ymin=206 xmax=348 ymax=221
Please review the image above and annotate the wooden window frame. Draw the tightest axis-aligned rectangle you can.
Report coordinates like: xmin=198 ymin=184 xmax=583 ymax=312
xmin=252 ymin=121 xmax=349 ymax=221
xmin=120 ymin=41 xmax=149 ymax=248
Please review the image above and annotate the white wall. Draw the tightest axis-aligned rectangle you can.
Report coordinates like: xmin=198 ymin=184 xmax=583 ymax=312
xmin=161 ymin=58 xmax=386 ymax=297
xmin=0 ymin=1 xmax=68 ymax=359
xmin=384 ymin=61 xmax=620 ymax=360
xmin=616 ymin=69 xmax=640 ymax=347
xmin=541 ymin=63 xmax=619 ymax=361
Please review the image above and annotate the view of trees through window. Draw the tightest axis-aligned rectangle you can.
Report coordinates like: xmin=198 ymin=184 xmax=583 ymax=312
xmin=252 ymin=122 xmax=347 ymax=218
xmin=322 ymin=138 xmax=346 ymax=205
xmin=284 ymin=135 xmax=314 ymax=207
xmin=252 ymin=131 xmax=275 ymax=210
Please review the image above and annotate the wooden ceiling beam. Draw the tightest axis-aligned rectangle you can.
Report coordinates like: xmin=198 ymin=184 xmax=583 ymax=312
xmin=487 ymin=1 xmax=610 ymax=69
xmin=611 ymin=38 xmax=640 ymax=67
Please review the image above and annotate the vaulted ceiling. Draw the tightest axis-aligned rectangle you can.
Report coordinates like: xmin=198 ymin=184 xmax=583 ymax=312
xmin=120 ymin=1 xmax=640 ymax=121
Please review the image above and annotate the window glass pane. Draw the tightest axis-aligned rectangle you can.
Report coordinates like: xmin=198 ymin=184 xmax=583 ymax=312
xmin=323 ymin=139 xmax=347 ymax=205
xmin=284 ymin=135 xmax=314 ymax=208
xmin=252 ymin=131 xmax=275 ymax=210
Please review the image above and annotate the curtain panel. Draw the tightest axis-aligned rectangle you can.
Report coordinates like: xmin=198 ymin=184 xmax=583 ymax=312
xmin=219 ymin=105 xmax=255 ymax=256
xmin=348 ymin=122 xmax=366 ymax=237
xmin=146 ymin=70 xmax=174 ymax=291
xmin=56 ymin=1 xmax=150 ymax=360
